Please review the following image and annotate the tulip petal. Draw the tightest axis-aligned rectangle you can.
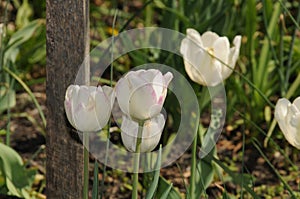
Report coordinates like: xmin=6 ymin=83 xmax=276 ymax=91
xmin=275 ymin=98 xmax=300 ymax=149
xmin=116 ymin=77 xmax=131 ymax=116
xmin=64 ymin=85 xmax=76 ymax=127
xmin=120 ymin=115 xmax=139 ymax=152
xmin=163 ymin=72 xmax=173 ymax=86
xmin=68 ymin=85 xmax=81 ymax=127
xmin=130 ymin=83 xmax=158 ymax=120
xmin=64 ymin=85 xmax=113 ymax=132
xmin=94 ymin=90 xmax=112 ymax=130
xmin=275 ymin=98 xmax=290 ymax=120
xmin=186 ymin=28 xmax=203 ymax=46
xmin=125 ymin=72 xmax=163 ymax=119
xmin=152 ymin=72 xmax=164 ymax=102
xmin=70 ymin=85 xmax=80 ymax=110
xmin=116 ymin=69 xmax=172 ymax=121
xmin=197 ymin=48 xmax=223 ymax=86
xmin=181 ymin=36 xmax=207 ymax=85
xmin=139 ymin=69 xmax=159 ymax=82
xmin=213 ymin=36 xmax=230 ymax=65
xmin=293 ymin=96 xmax=300 ymax=110
xmin=73 ymin=90 xmax=98 ymax=132
xmin=76 ymin=86 xmax=90 ymax=108
xmin=121 ymin=114 xmax=165 ymax=152
xmin=223 ymin=35 xmax=242 ymax=79
xmin=102 ymin=85 xmax=116 ymax=108
xmin=183 ymin=59 xmax=205 ymax=85
xmin=291 ymin=113 xmax=300 ymax=129
xmin=201 ymin=31 xmax=219 ymax=47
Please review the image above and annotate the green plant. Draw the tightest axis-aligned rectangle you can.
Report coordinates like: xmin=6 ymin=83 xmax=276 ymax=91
xmin=0 ymin=143 xmax=36 ymax=198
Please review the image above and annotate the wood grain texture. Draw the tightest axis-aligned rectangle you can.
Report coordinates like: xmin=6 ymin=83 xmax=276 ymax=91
xmin=46 ymin=0 xmax=89 ymax=198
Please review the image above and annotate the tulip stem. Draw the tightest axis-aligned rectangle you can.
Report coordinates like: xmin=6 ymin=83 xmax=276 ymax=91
xmin=132 ymin=121 xmax=144 ymax=199
xmin=189 ymin=134 xmax=197 ymax=199
xmin=83 ymin=133 xmax=89 ymax=199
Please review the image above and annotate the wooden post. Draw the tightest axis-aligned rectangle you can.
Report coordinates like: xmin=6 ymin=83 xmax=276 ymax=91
xmin=46 ymin=0 xmax=89 ymax=198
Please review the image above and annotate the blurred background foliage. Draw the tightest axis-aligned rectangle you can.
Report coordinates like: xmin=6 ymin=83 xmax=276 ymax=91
xmin=0 ymin=0 xmax=300 ymax=198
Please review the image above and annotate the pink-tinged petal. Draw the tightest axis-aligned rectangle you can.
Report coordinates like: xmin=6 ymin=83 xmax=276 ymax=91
xmin=116 ymin=69 xmax=172 ymax=121
xmin=125 ymin=72 xmax=159 ymax=119
xmin=201 ymin=31 xmax=219 ymax=47
xmin=129 ymin=83 xmax=157 ymax=120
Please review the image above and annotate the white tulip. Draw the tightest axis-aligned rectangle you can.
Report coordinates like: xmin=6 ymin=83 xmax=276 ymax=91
xmin=64 ymin=85 xmax=115 ymax=132
xmin=275 ymin=97 xmax=300 ymax=149
xmin=180 ymin=28 xmax=241 ymax=86
xmin=116 ymin=69 xmax=173 ymax=121
xmin=121 ymin=114 xmax=165 ymax=152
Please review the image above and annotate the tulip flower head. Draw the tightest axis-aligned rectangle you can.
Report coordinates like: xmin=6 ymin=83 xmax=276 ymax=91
xmin=121 ymin=114 xmax=165 ymax=152
xmin=116 ymin=69 xmax=173 ymax=121
xmin=64 ymin=85 xmax=115 ymax=132
xmin=180 ymin=28 xmax=241 ymax=86
xmin=275 ymin=97 xmax=300 ymax=149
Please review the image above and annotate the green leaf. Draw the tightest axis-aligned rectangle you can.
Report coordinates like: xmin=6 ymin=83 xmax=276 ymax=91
xmin=0 ymin=129 xmax=7 ymax=136
xmin=16 ymin=0 xmax=33 ymax=28
xmin=4 ymin=20 xmax=42 ymax=64
xmin=92 ymin=161 xmax=99 ymax=199
xmin=212 ymin=157 xmax=261 ymax=199
xmin=195 ymin=152 xmax=215 ymax=197
xmin=145 ymin=146 xmax=162 ymax=199
xmin=0 ymin=87 xmax=16 ymax=113
xmin=160 ymin=182 xmax=173 ymax=199
xmin=0 ymin=143 xmax=36 ymax=198
xmin=156 ymin=176 xmax=181 ymax=199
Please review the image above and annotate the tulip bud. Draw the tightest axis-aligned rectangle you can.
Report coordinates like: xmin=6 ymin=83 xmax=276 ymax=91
xmin=275 ymin=97 xmax=300 ymax=149
xmin=180 ymin=28 xmax=241 ymax=86
xmin=121 ymin=114 xmax=165 ymax=152
xmin=116 ymin=69 xmax=173 ymax=121
xmin=64 ymin=85 xmax=115 ymax=132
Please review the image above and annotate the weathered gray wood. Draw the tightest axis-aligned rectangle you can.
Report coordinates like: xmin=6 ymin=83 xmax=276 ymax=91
xmin=46 ymin=0 xmax=89 ymax=198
